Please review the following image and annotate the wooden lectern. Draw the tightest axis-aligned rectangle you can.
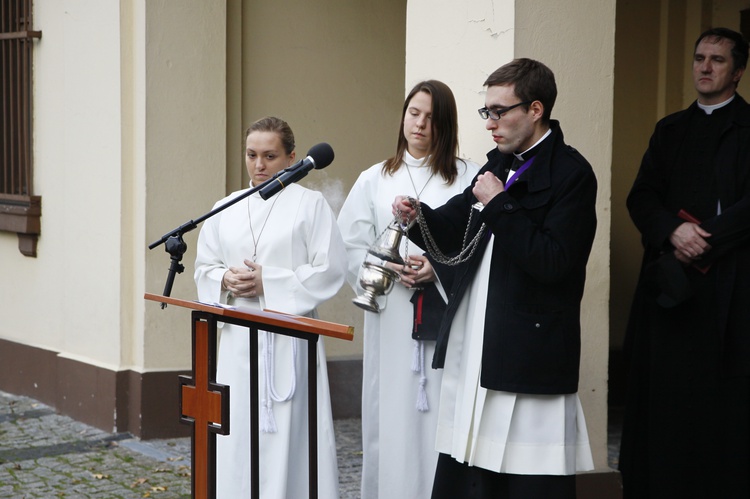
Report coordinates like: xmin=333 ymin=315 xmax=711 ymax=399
xmin=145 ymin=293 xmax=354 ymax=499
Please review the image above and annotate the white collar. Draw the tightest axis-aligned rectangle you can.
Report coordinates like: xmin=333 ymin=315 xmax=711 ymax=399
xmin=513 ymin=128 xmax=552 ymax=161
xmin=404 ymin=150 xmax=430 ymax=167
xmin=698 ymin=94 xmax=735 ymax=115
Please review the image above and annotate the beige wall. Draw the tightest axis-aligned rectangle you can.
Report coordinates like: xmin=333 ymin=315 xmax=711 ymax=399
xmin=2 ymin=0 xmax=404 ymax=374
xmin=1 ymin=0 xmax=126 ymax=368
xmin=224 ymin=0 xmax=408 ymax=359
xmin=141 ymin=1 xmax=227 ymax=370
xmin=610 ymin=0 xmax=663 ymax=355
xmin=405 ymin=1 xmax=515 ymax=163
xmin=0 ymin=0 xmax=227 ymax=373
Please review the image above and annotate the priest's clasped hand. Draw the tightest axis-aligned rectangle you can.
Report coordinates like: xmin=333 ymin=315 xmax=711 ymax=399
xmin=472 ymin=171 xmax=505 ymax=206
xmin=222 ymin=259 xmax=264 ymax=298
xmin=669 ymin=222 xmax=712 ymax=264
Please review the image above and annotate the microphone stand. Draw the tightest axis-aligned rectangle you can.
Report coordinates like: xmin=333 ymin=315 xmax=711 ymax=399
xmin=148 ymin=172 xmax=289 ymax=308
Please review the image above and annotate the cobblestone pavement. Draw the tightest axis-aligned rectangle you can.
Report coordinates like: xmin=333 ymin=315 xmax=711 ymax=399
xmin=0 ymin=391 xmax=362 ymax=498
xmin=0 ymin=390 xmax=621 ymax=498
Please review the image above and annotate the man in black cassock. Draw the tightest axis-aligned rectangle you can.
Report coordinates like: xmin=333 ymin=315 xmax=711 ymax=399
xmin=620 ymin=27 xmax=750 ymax=498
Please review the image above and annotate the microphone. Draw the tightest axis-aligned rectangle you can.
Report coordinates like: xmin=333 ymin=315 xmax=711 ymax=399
xmin=259 ymin=143 xmax=334 ymax=200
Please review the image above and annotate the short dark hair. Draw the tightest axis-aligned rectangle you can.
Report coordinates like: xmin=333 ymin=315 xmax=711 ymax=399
xmin=245 ymin=116 xmax=295 ymax=154
xmin=484 ymin=58 xmax=557 ymax=122
xmin=383 ymin=80 xmax=462 ymax=185
xmin=695 ymin=27 xmax=749 ymax=71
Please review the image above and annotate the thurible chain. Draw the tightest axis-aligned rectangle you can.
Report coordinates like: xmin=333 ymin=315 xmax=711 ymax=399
xmin=404 ymin=196 xmax=486 ymax=266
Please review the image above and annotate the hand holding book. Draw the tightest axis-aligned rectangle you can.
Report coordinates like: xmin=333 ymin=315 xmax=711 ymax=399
xmin=677 ymin=209 xmax=711 ymax=274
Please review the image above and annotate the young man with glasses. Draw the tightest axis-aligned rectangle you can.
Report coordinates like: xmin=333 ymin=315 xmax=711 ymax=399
xmin=392 ymin=58 xmax=597 ymax=498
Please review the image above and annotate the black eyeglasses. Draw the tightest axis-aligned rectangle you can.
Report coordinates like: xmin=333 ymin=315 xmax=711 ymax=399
xmin=478 ymin=101 xmax=533 ymax=120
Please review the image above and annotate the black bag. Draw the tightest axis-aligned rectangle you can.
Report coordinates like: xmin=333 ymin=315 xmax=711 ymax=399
xmin=410 ymin=283 xmax=447 ymax=341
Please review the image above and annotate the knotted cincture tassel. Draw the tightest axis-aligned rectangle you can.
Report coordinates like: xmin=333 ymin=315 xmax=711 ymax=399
xmin=412 ymin=339 xmax=429 ymax=412
xmin=261 ymin=397 xmax=277 ymax=433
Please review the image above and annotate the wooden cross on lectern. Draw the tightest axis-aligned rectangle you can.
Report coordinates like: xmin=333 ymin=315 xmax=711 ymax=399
xmin=144 ymin=293 xmax=353 ymax=499
xmin=179 ymin=312 xmax=229 ymax=499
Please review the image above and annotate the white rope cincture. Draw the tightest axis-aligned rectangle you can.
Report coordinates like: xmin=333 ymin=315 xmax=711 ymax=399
xmin=260 ymin=331 xmax=298 ymax=433
xmin=412 ymin=339 xmax=429 ymax=412
xmin=411 ymin=338 xmax=421 ymax=372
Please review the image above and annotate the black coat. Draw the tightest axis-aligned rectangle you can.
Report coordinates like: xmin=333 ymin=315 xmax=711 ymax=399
xmin=409 ymin=121 xmax=597 ymax=395
xmin=625 ymin=94 xmax=750 ymax=377
xmin=620 ymin=95 xmax=750 ymax=498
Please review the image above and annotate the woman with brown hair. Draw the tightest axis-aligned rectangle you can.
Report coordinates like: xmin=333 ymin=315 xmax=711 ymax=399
xmin=338 ymin=80 xmax=480 ymax=499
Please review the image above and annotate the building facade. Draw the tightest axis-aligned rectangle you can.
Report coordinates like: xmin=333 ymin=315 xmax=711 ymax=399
xmin=2 ymin=0 xmax=749 ymax=495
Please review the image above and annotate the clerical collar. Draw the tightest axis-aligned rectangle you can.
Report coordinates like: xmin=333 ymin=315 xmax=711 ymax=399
xmin=513 ymin=128 xmax=552 ymax=161
xmin=697 ymin=94 xmax=735 ymax=115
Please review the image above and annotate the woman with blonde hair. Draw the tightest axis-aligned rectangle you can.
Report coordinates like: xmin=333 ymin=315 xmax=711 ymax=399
xmin=196 ymin=116 xmax=345 ymax=498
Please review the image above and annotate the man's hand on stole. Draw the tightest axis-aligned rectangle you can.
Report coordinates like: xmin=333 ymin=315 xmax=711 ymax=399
xmin=472 ymin=171 xmax=505 ymax=206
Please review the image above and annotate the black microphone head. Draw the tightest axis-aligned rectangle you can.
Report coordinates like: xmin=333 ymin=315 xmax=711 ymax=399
xmin=307 ymin=143 xmax=334 ymax=170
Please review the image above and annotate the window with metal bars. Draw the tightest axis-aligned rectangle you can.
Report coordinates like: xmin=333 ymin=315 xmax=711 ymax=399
xmin=0 ymin=0 xmax=41 ymax=257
